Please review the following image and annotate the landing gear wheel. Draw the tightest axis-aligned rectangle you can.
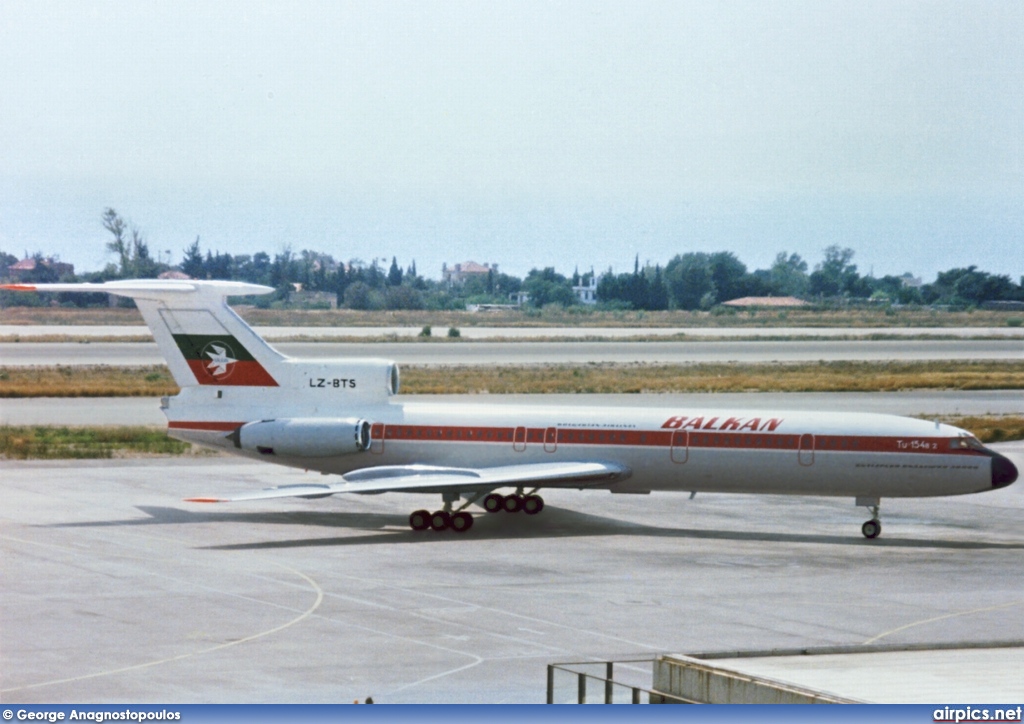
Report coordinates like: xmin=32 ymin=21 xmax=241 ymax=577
xmin=522 ymin=495 xmax=545 ymax=515
xmin=483 ymin=493 xmax=504 ymax=513
xmin=409 ymin=510 xmax=430 ymax=531
xmin=503 ymin=494 xmax=524 ymax=513
xmin=430 ymin=510 xmax=452 ymax=531
xmin=451 ymin=512 xmax=474 ymax=532
xmin=862 ymin=519 xmax=881 ymax=539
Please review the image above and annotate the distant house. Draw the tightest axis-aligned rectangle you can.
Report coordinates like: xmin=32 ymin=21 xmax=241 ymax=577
xmin=290 ymin=285 xmax=337 ymax=309
xmin=572 ymin=275 xmax=598 ymax=305
xmin=159 ymin=270 xmax=191 ymax=280
xmin=721 ymin=296 xmax=809 ymax=308
xmin=8 ymin=256 xmax=74 ymax=281
xmin=898 ymin=273 xmax=923 ymax=288
xmin=443 ymin=261 xmax=495 ymax=285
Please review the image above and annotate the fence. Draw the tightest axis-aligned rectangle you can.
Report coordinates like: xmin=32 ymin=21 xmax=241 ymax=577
xmin=545 ymin=658 xmax=693 ymax=704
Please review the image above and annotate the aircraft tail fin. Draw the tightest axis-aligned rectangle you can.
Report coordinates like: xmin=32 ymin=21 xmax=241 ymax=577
xmin=3 ymin=280 xmax=285 ymax=389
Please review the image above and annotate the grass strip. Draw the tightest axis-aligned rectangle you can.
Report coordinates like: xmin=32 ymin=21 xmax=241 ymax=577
xmin=2 ymin=360 xmax=1024 ymax=397
xmin=402 ymin=360 xmax=1024 ymax=394
xmin=0 ymin=425 xmax=191 ymax=459
xmin=2 ymin=416 xmax=1021 ymax=459
xmin=0 ymin=365 xmax=178 ymax=397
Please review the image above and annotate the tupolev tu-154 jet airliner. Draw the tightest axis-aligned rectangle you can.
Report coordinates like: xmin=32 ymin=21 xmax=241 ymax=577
xmin=7 ymin=279 xmax=1017 ymax=539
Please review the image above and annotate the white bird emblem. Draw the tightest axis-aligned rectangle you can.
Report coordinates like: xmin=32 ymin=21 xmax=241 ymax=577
xmin=205 ymin=343 xmax=237 ymax=377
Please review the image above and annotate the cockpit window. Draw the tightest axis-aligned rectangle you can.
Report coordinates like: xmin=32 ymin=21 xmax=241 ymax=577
xmin=951 ymin=434 xmax=985 ymax=451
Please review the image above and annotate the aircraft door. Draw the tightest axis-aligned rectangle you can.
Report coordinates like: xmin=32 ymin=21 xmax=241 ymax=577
xmin=798 ymin=433 xmax=815 ymax=466
xmin=671 ymin=430 xmax=689 ymax=463
xmin=544 ymin=426 xmax=558 ymax=453
xmin=513 ymin=426 xmax=527 ymax=452
xmin=370 ymin=422 xmax=386 ymax=454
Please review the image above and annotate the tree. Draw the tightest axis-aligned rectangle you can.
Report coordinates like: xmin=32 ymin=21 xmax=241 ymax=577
xmin=665 ymin=253 xmax=716 ymax=310
xmin=129 ymin=225 xmax=158 ymax=278
xmin=809 ymin=246 xmax=860 ymax=298
xmin=707 ymin=251 xmax=748 ymax=303
xmin=0 ymin=251 xmax=17 ymax=280
xmin=102 ymin=208 xmax=130 ymax=276
xmin=925 ymin=266 xmax=1020 ymax=305
xmin=343 ymin=281 xmax=384 ymax=310
xmin=384 ymin=285 xmax=425 ymax=309
xmin=647 ymin=265 xmax=669 ymax=310
xmin=768 ymin=252 xmax=809 ymax=297
xmin=181 ymin=237 xmax=204 ymax=279
xmin=203 ymin=250 xmax=233 ymax=280
xmin=387 ymin=256 xmax=403 ymax=286
xmin=522 ymin=267 xmax=576 ymax=307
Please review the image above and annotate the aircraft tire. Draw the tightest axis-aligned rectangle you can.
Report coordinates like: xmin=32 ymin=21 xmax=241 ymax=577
xmin=483 ymin=493 xmax=504 ymax=513
xmin=503 ymin=494 xmax=523 ymax=513
xmin=431 ymin=510 xmax=452 ymax=531
xmin=409 ymin=510 xmax=431 ymax=531
xmin=861 ymin=519 xmax=881 ymax=539
xmin=451 ymin=512 xmax=474 ymax=532
xmin=522 ymin=495 xmax=544 ymax=515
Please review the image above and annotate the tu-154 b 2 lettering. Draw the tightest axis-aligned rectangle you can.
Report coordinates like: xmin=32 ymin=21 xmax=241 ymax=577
xmin=6 ymin=279 xmax=1016 ymax=539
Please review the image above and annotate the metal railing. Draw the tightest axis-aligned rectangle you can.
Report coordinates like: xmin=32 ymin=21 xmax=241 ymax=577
xmin=546 ymin=658 xmax=694 ymax=704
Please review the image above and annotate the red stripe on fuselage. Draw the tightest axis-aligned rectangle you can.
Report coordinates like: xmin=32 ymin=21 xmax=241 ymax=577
xmin=167 ymin=420 xmax=981 ymax=457
xmin=168 ymin=421 xmax=243 ymax=431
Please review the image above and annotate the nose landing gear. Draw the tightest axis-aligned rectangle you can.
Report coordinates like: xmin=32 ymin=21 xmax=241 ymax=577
xmin=857 ymin=497 xmax=882 ymax=539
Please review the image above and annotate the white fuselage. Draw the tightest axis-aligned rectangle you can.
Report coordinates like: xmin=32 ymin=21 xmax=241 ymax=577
xmin=164 ymin=392 xmax=997 ymax=500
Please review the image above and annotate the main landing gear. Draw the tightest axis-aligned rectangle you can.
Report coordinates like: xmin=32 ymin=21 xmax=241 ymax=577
xmin=409 ymin=508 xmax=473 ymax=533
xmin=483 ymin=492 xmax=545 ymax=515
xmin=857 ymin=496 xmax=882 ymax=539
xmin=408 ymin=490 xmax=546 ymax=533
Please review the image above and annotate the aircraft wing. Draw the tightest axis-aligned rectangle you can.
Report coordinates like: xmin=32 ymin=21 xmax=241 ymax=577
xmin=185 ymin=460 xmax=630 ymax=503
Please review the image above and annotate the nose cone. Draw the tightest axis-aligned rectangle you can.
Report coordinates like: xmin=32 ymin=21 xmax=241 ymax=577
xmin=991 ymin=451 xmax=1019 ymax=489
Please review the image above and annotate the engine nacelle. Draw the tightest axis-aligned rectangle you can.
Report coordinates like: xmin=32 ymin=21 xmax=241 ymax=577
xmin=232 ymin=418 xmax=371 ymax=458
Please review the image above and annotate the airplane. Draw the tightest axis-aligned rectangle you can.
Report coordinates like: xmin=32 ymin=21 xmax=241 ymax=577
xmin=4 ymin=279 xmax=1017 ymax=539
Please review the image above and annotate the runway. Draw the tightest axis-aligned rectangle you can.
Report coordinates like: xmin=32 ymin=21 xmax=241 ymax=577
xmin=2 ymin=338 xmax=1022 ymax=366
xmin=2 ymin=446 xmax=1023 ymax=703
xmin=3 ymin=324 xmax=1023 ymax=339
xmin=2 ymin=391 xmax=1023 ymax=427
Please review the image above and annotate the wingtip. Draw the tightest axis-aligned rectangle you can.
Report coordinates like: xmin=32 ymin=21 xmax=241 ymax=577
xmin=184 ymin=496 xmax=224 ymax=503
xmin=1 ymin=284 xmax=38 ymax=291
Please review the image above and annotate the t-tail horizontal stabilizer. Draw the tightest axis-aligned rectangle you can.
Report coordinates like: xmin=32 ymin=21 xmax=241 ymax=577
xmin=2 ymin=279 xmax=283 ymax=388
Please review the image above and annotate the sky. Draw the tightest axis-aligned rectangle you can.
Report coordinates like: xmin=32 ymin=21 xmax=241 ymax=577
xmin=1 ymin=0 xmax=1022 ymax=282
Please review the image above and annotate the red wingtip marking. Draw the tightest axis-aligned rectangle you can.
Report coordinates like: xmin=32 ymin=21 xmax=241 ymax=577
xmin=184 ymin=497 xmax=223 ymax=503
xmin=1 ymin=284 xmax=38 ymax=291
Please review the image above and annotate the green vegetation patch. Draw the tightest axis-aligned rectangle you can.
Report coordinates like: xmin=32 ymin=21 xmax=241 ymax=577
xmin=401 ymin=360 xmax=1024 ymax=394
xmin=0 ymin=365 xmax=178 ymax=397
xmin=0 ymin=425 xmax=191 ymax=459
xmin=3 ymin=360 xmax=1024 ymax=397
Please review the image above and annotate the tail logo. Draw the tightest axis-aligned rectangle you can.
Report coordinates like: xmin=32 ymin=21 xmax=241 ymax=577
xmin=173 ymin=333 xmax=279 ymax=387
xmin=202 ymin=341 xmax=238 ymax=380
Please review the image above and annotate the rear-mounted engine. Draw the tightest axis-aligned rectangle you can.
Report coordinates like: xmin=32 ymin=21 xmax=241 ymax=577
xmin=230 ymin=418 xmax=372 ymax=457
